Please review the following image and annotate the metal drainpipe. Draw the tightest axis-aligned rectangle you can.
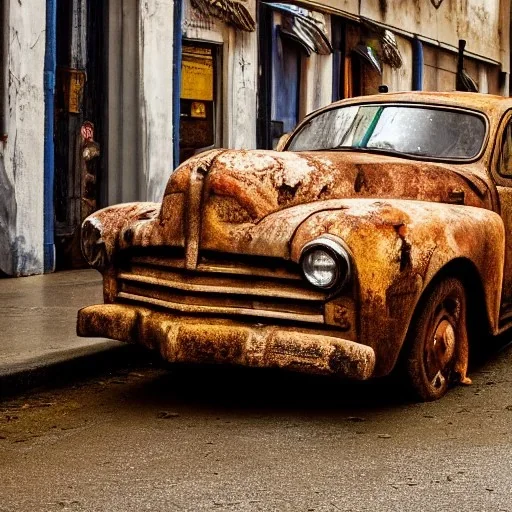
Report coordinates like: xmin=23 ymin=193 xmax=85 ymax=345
xmin=412 ymin=37 xmax=424 ymax=91
xmin=43 ymin=0 xmax=57 ymax=272
xmin=1 ymin=0 xmax=9 ymax=141
xmin=172 ymin=0 xmax=183 ymax=170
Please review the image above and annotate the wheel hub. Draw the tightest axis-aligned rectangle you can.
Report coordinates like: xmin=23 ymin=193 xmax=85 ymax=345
xmin=427 ymin=318 xmax=456 ymax=388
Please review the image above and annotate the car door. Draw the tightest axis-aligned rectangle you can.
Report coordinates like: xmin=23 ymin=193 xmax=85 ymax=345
xmin=492 ymin=111 xmax=512 ymax=315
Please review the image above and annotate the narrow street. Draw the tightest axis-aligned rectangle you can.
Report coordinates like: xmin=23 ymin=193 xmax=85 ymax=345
xmin=1 ymin=342 xmax=512 ymax=511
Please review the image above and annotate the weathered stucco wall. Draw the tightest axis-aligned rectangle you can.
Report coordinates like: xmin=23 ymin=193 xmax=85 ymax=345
xmin=361 ymin=0 xmax=503 ymax=64
xmin=298 ymin=0 xmax=507 ymax=69
xmin=107 ymin=0 xmax=174 ymax=205
xmin=0 ymin=0 xmax=46 ymax=276
xmin=225 ymin=10 xmax=258 ymax=150
xmin=139 ymin=0 xmax=175 ymax=202
xmin=382 ymin=34 xmax=413 ymax=92
xmin=107 ymin=0 xmax=143 ymax=205
xmin=300 ymin=15 xmax=333 ymax=119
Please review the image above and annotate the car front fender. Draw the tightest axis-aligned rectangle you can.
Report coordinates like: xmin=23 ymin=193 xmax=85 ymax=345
xmin=290 ymin=199 xmax=505 ymax=376
xmin=81 ymin=202 xmax=161 ymax=270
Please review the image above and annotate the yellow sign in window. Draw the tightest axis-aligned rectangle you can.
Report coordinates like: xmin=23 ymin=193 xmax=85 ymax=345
xmin=181 ymin=48 xmax=214 ymax=101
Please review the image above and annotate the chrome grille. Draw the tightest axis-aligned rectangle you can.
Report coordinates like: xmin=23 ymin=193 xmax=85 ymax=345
xmin=115 ymin=251 xmax=327 ymax=324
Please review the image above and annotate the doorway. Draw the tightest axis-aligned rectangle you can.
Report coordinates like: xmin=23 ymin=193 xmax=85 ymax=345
xmin=179 ymin=41 xmax=222 ymax=165
xmin=54 ymin=0 xmax=107 ymax=269
xmin=257 ymin=3 xmax=303 ymax=150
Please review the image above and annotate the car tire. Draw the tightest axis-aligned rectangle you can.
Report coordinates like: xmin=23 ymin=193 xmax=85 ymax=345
xmin=405 ymin=277 xmax=470 ymax=401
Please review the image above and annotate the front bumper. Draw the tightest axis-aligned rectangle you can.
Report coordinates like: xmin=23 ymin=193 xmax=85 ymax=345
xmin=77 ymin=304 xmax=376 ymax=380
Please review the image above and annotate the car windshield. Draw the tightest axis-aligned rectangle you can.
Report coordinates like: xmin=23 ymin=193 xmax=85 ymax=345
xmin=287 ymin=104 xmax=486 ymax=160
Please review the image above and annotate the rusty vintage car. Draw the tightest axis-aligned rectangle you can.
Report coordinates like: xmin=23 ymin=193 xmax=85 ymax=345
xmin=78 ymin=91 xmax=512 ymax=401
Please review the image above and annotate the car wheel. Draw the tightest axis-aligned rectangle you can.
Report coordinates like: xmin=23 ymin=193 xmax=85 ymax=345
xmin=405 ymin=277 xmax=470 ymax=401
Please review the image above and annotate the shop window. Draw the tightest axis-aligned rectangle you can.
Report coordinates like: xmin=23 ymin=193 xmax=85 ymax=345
xmin=179 ymin=43 xmax=220 ymax=163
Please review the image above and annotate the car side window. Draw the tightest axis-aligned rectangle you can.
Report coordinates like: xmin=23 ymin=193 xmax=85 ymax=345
xmin=499 ymin=121 xmax=512 ymax=177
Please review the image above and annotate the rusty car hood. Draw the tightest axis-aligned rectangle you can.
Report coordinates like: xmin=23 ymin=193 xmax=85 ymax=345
xmin=118 ymin=148 xmax=495 ymax=260
xmin=166 ymin=149 xmax=493 ymax=222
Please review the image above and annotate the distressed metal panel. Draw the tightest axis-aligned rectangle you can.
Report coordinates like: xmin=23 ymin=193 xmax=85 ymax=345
xmin=291 ymin=200 xmax=505 ymax=375
xmin=496 ymin=186 xmax=512 ymax=307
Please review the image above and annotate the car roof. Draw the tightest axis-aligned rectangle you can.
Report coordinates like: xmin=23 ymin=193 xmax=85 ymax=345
xmin=323 ymin=91 xmax=512 ymax=120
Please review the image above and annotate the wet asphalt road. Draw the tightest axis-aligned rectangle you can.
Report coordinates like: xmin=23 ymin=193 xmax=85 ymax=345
xmin=1 ymin=342 xmax=512 ymax=512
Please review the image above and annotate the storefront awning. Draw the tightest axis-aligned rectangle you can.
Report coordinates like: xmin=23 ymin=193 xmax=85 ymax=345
xmin=266 ymin=3 xmax=332 ymax=55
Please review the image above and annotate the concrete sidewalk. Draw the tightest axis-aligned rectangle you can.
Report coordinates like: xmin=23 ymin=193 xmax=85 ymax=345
xmin=0 ymin=270 xmax=133 ymax=395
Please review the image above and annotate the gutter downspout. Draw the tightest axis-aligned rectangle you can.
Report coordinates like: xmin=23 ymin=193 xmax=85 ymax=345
xmin=44 ymin=0 xmax=57 ymax=272
xmin=172 ymin=0 xmax=183 ymax=170
xmin=412 ymin=37 xmax=423 ymax=91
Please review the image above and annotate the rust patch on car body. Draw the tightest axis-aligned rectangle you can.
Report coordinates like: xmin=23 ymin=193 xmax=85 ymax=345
xmin=202 ymin=149 xmax=493 ymax=223
xmin=78 ymin=92 xmax=512 ymax=385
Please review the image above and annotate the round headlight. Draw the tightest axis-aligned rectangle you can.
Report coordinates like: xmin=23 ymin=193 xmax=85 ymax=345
xmin=302 ymin=249 xmax=338 ymax=288
xmin=81 ymin=217 xmax=107 ymax=270
xmin=300 ymin=237 xmax=351 ymax=291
